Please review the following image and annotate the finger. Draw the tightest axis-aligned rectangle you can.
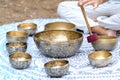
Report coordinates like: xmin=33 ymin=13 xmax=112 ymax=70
xmin=84 ymin=1 xmax=94 ymax=6
xmin=93 ymin=3 xmax=99 ymax=9
xmin=78 ymin=0 xmax=82 ymax=6
xmin=78 ymin=0 xmax=89 ymax=6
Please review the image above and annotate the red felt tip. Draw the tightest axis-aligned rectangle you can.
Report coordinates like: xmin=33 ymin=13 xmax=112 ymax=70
xmin=87 ymin=34 xmax=98 ymax=43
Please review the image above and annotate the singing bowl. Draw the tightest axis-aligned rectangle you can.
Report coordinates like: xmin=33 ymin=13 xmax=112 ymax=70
xmin=44 ymin=22 xmax=76 ymax=31
xmin=88 ymin=51 xmax=112 ymax=67
xmin=6 ymin=31 xmax=28 ymax=42
xmin=6 ymin=41 xmax=27 ymax=54
xmin=91 ymin=36 xmax=118 ymax=51
xmin=9 ymin=52 xmax=32 ymax=69
xmin=17 ymin=23 xmax=37 ymax=36
xmin=33 ymin=30 xmax=83 ymax=58
xmin=44 ymin=59 xmax=69 ymax=77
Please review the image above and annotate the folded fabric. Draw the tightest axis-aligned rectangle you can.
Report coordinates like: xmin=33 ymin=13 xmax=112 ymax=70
xmin=97 ymin=16 xmax=120 ymax=30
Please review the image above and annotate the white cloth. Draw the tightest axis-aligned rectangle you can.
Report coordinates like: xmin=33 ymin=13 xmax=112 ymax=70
xmin=1 ymin=18 xmax=120 ymax=80
xmin=57 ymin=0 xmax=120 ymax=33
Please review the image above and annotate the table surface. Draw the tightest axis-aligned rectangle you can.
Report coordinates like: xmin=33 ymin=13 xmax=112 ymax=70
xmin=0 ymin=18 xmax=120 ymax=80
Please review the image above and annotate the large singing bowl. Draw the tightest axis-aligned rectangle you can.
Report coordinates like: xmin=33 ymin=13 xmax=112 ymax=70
xmin=91 ymin=36 xmax=118 ymax=51
xmin=33 ymin=30 xmax=83 ymax=58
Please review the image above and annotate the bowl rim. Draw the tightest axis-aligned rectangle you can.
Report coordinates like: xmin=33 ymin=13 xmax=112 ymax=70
xmin=44 ymin=59 xmax=69 ymax=69
xmin=88 ymin=51 xmax=112 ymax=60
xmin=97 ymin=36 xmax=117 ymax=39
xmin=45 ymin=21 xmax=75 ymax=27
xmin=6 ymin=41 xmax=27 ymax=46
xmin=6 ymin=31 xmax=28 ymax=37
xmin=17 ymin=23 xmax=37 ymax=29
xmin=9 ymin=52 xmax=32 ymax=61
xmin=33 ymin=30 xmax=83 ymax=43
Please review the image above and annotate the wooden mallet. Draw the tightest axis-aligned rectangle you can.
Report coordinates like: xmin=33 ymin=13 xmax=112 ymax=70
xmin=80 ymin=6 xmax=98 ymax=43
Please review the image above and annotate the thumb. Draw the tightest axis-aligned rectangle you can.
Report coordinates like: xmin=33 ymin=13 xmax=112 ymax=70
xmin=93 ymin=4 xmax=98 ymax=9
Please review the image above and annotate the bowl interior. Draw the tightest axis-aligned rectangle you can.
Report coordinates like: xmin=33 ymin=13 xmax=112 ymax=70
xmin=18 ymin=23 xmax=37 ymax=29
xmin=6 ymin=42 xmax=27 ymax=47
xmin=89 ymin=51 xmax=112 ymax=59
xmin=7 ymin=31 xmax=28 ymax=37
xmin=9 ymin=52 xmax=31 ymax=61
xmin=45 ymin=22 xmax=75 ymax=30
xmin=44 ymin=60 xmax=69 ymax=68
xmin=34 ymin=30 xmax=82 ymax=42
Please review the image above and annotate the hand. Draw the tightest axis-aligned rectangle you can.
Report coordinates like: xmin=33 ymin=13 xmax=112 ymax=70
xmin=78 ymin=0 xmax=107 ymax=9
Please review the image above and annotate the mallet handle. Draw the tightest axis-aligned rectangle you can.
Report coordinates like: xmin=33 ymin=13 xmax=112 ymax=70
xmin=80 ymin=6 xmax=92 ymax=35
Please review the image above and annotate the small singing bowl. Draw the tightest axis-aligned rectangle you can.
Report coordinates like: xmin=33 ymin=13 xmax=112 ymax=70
xmin=9 ymin=52 xmax=32 ymax=69
xmin=6 ymin=42 xmax=27 ymax=54
xmin=33 ymin=30 xmax=83 ymax=58
xmin=45 ymin=22 xmax=76 ymax=31
xmin=88 ymin=51 xmax=112 ymax=68
xmin=17 ymin=23 xmax=37 ymax=36
xmin=91 ymin=36 xmax=118 ymax=51
xmin=6 ymin=31 xmax=28 ymax=42
xmin=44 ymin=59 xmax=69 ymax=77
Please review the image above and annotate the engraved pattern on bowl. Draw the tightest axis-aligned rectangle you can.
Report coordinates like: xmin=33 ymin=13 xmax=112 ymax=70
xmin=6 ymin=42 xmax=27 ymax=54
xmin=34 ymin=30 xmax=83 ymax=58
xmin=44 ymin=59 xmax=69 ymax=77
xmin=9 ymin=52 xmax=32 ymax=69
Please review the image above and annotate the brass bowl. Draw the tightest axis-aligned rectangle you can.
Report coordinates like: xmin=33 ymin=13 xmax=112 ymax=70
xmin=91 ymin=36 xmax=118 ymax=51
xmin=88 ymin=51 xmax=112 ymax=67
xmin=6 ymin=31 xmax=28 ymax=42
xmin=9 ymin=52 xmax=32 ymax=69
xmin=33 ymin=30 xmax=83 ymax=58
xmin=6 ymin=42 xmax=27 ymax=54
xmin=17 ymin=23 xmax=37 ymax=36
xmin=45 ymin=22 xmax=76 ymax=31
xmin=44 ymin=59 xmax=69 ymax=77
